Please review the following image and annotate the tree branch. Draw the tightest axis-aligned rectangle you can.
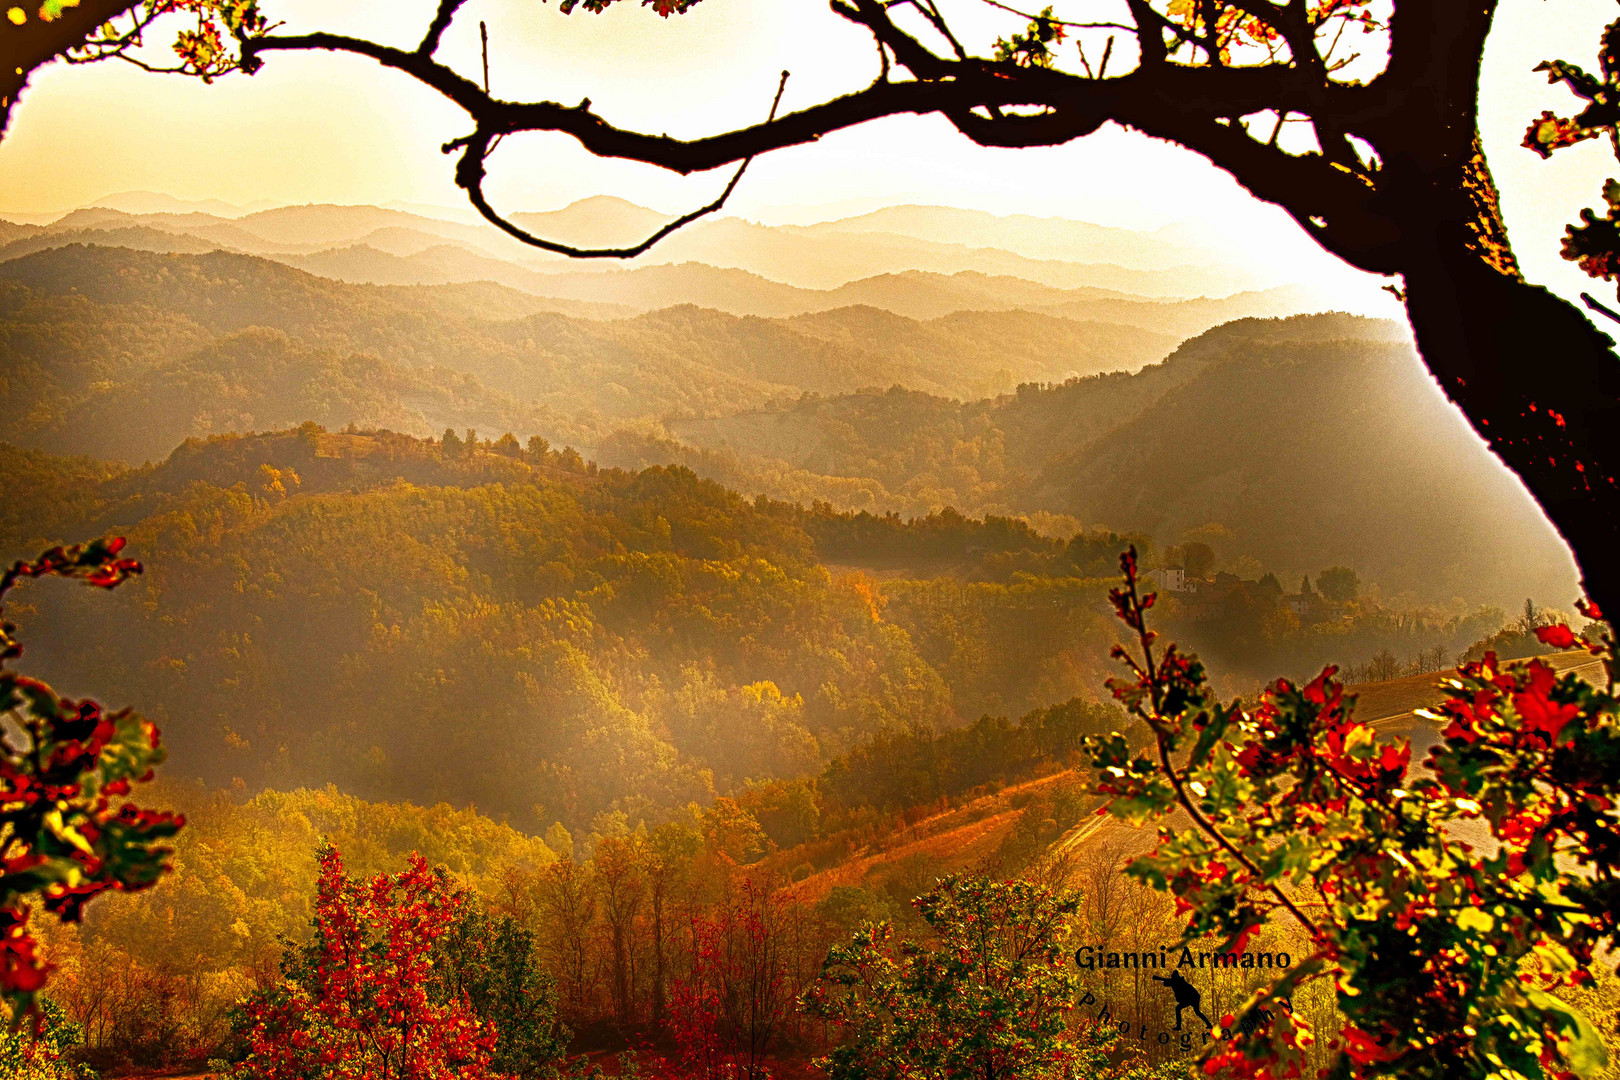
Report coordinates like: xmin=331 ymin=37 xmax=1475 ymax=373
xmin=448 ymin=70 xmax=791 ymax=258
xmin=0 ymin=0 xmax=140 ymax=134
xmin=243 ymin=5 xmax=1392 ymax=270
xmin=419 ymin=0 xmax=473 ymax=57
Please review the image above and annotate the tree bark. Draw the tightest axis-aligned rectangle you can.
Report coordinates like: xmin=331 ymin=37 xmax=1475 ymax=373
xmin=0 ymin=0 xmax=139 ymax=135
xmin=1376 ymin=122 xmax=1620 ymax=616
xmin=1402 ymin=239 xmax=1620 ymax=619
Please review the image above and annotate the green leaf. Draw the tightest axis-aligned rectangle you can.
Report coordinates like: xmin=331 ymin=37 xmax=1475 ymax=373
xmin=1529 ymin=990 xmax=1610 ymax=1079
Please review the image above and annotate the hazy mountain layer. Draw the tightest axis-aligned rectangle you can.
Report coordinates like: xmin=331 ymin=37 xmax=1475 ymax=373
xmin=2 ymin=195 xmax=1283 ymax=301
xmin=651 ymin=316 xmax=1575 ymax=609
xmin=0 ymin=245 xmax=1171 ymax=462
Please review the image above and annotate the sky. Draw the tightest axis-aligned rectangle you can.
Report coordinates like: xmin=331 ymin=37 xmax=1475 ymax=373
xmin=0 ymin=0 xmax=1614 ymax=305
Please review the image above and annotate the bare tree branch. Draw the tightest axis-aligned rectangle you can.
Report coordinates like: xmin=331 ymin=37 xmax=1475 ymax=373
xmin=447 ymin=69 xmax=791 ymax=259
xmin=419 ymin=0 xmax=474 ymax=57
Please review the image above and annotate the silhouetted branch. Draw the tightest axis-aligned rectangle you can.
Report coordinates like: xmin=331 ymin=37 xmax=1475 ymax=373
xmin=446 ymin=69 xmax=791 ymax=259
xmin=419 ymin=0 xmax=474 ymax=57
xmin=1582 ymin=292 xmax=1620 ymax=327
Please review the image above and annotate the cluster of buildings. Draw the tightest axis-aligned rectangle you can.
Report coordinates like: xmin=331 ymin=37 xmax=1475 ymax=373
xmin=1140 ymin=566 xmax=1341 ymax=623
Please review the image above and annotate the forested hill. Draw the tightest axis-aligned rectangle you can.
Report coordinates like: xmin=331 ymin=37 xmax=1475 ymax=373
xmin=4 ymin=423 xmax=1542 ymax=836
xmin=2 ymin=430 xmax=1134 ymax=830
xmin=644 ymin=314 xmax=1577 ymax=608
xmin=0 ymin=245 xmax=1179 ymax=462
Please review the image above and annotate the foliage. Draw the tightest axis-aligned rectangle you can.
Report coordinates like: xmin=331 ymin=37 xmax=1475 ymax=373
xmin=994 ymin=7 xmax=1066 ymax=68
xmin=1526 ymin=8 xmax=1620 ymax=295
xmin=802 ymin=873 xmax=1084 ymax=1080
xmin=0 ymin=538 xmax=181 ymax=1017
xmin=818 ymin=697 xmax=1117 ymax=820
xmin=668 ymin=878 xmax=793 ymax=1080
xmin=433 ymin=894 xmax=572 ymax=1079
xmin=1315 ymin=565 xmax=1360 ymax=604
xmin=2 ymin=426 xmax=957 ymax=828
xmin=0 ymin=996 xmax=94 ymax=1080
xmin=1462 ymin=599 xmax=1573 ymax=663
xmin=64 ymin=2 xmax=270 ymax=81
xmin=229 ymin=845 xmax=500 ymax=1080
xmin=1082 ymin=547 xmax=1618 ymax=1079
xmin=641 ymin=315 xmax=1563 ymax=613
xmin=38 ymin=781 xmax=554 ymax=1068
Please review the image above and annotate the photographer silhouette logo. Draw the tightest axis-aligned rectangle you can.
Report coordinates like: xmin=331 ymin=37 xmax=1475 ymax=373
xmin=1150 ymin=969 xmax=1212 ymax=1031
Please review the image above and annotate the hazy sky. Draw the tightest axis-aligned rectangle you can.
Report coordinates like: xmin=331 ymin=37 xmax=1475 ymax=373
xmin=0 ymin=0 xmax=1613 ymax=303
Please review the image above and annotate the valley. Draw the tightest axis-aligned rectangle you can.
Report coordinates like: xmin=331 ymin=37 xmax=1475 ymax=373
xmin=0 ymin=193 xmax=1601 ymax=1078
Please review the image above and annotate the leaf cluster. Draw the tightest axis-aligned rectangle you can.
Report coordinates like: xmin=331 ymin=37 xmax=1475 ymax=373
xmin=1083 ymin=549 xmax=1618 ymax=1079
xmin=0 ymin=539 xmax=180 ymax=1018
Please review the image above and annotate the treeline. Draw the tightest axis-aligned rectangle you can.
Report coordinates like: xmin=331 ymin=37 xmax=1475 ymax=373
xmin=2 ymin=427 xmax=1120 ymax=829
xmin=1163 ymin=586 xmax=1513 ymax=695
xmin=817 ymin=697 xmax=1117 ymax=818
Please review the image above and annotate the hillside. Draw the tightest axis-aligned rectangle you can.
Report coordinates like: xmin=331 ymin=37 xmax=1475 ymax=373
xmin=1 ymin=431 xmax=954 ymax=827
xmin=8 ymin=424 xmax=1514 ymax=829
xmin=0 ymin=206 xmax=1328 ymax=332
xmin=515 ymin=263 xmax=1319 ymax=330
xmin=0 ymin=245 xmax=1173 ymax=462
xmin=800 ymin=204 xmax=1212 ymax=269
xmin=651 ymin=315 xmax=1576 ymax=608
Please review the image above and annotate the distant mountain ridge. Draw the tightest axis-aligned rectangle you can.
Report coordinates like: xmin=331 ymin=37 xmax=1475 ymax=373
xmin=0 ymin=195 xmax=1332 ymax=302
xmin=799 ymin=204 xmax=1214 ymax=269
xmin=0 ymin=244 xmax=1175 ymax=463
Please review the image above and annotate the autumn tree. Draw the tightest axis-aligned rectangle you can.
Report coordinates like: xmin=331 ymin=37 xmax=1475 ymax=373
xmin=231 ymin=845 xmax=501 ymax=1080
xmin=646 ymin=819 xmax=703 ymax=1028
xmin=671 ymin=877 xmax=792 ymax=1080
xmin=803 ymin=872 xmax=1088 ymax=1080
xmin=433 ymin=894 xmax=572 ymax=1079
xmin=1316 ymin=564 xmax=1361 ymax=603
xmin=1174 ymin=541 xmax=1217 ymax=581
xmin=591 ymin=828 xmax=647 ymax=1027
xmin=531 ymin=858 xmax=599 ymax=1022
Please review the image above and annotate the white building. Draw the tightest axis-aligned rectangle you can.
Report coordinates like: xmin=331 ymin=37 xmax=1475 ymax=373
xmin=1143 ymin=566 xmax=1187 ymax=593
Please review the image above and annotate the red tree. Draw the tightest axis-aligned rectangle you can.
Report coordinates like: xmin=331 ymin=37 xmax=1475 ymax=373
xmin=235 ymin=846 xmax=500 ymax=1080
xmin=668 ymin=878 xmax=790 ymax=1080
xmin=1083 ymin=548 xmax=1617 ymax=1080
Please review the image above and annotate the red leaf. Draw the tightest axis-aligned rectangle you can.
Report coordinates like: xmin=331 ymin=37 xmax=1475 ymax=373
xmin=1535 ymin=624 xmax=1579 ymax=649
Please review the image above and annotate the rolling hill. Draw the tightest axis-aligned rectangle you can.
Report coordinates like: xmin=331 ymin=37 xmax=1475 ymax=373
xmin=1 ymin=195 xmax=1325 ymax=305
xmin=0 ymin=245 xmax=1173 ymax=462
xmin=0 ymin=197 xmax=1345 ymax=337
xmin=652 ymin=315 xmax=1577 ymax=609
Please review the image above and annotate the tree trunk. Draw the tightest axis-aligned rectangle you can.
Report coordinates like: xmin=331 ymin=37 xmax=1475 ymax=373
xmin=1391 ymin=141 xmax=1620 ymax=620
xmin=652 ymin=883 xmax=667 ymax=1026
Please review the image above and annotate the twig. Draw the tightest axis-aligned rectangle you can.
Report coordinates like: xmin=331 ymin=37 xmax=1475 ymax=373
xmin=1112 ymin=558 xmax=1329 ymax=944
xmin=1581 ymin=292 xmax=1620 ymax=327
xmin=480 ymin=21 xmax=490 ymax=94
